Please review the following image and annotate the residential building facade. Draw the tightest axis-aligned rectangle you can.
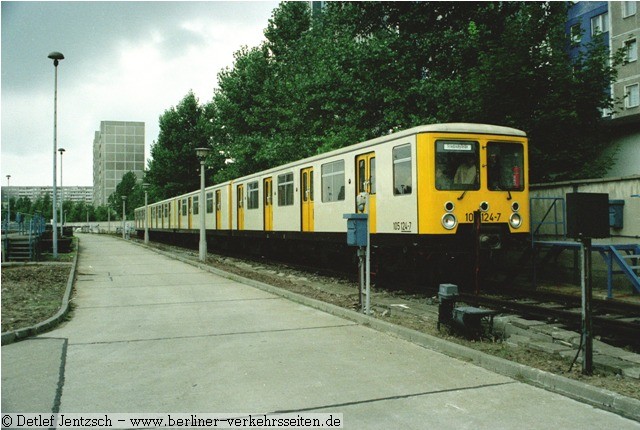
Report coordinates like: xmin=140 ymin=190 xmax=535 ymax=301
xmin=1 ymin=186 xmax=93 ymax=204
xmin=608 ymin=1 xmax=640 ymax=177
xmin=567 ymin=1 xmax=640 ymax=178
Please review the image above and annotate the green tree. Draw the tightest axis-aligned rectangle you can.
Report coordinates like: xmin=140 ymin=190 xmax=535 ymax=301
xmin=211 ymin=2 xmax=621 ymax=182
xmin=145 ymin=91 xmax=223 ymax=200
xmin=32 ymin=194 xmax=52 ymax=220
xmin=13 ymin=196 xmax=32 ymax=217
xmin=108 ymin=171 xmax=142 ymax=220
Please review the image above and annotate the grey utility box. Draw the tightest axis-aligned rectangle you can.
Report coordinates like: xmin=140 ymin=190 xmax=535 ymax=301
xmin=343 ymin=213 xmax=368 ymax=247
xmin=438 ymin=283 xmax=459 ymax=299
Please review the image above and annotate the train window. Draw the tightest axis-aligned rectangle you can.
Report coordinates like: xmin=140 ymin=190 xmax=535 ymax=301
xmin=206 ymin=192 xmax=214 ymax=213
xmin=247 ymin=182 xmax=259 ymax=209
xmin=181 ymin=199 xmax=187 ymax=216
xmin=322 ymin=160 xmax=345 ymax=202
xmin=370 ymin=158 xmax=376 ymax=194
xmin=393 ymin=144 xmax=412 ymax=195
xmin=193 ymin=196 xmax=199 ymax=216
xmin=302 ymin=172 xmax=308 ymax=202
xmin=435 ymin=140 xmax=479 ymax=191
xmin=487 ymin=142 xmax=525 ymax=191
xmin=277 ymin=173 xmax=294 ymax=206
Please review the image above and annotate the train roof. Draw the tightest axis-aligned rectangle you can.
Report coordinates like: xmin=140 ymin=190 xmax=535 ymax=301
xmin=233 ymin=123 xmax=526 ymax=182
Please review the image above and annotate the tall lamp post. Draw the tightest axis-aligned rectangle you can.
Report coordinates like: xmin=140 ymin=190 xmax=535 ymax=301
xmin=121 ymin=196 xmax=127 ymax=240
xmin=142 ymin=183 xmax=150 ymax=244
xmin=6 ymin=175 xmax=11 ymax=230
xmin=58 ymin=147 xmax=65 ymax=236
xmin=48 ymin=51 xmax=64 ymax=258
xmin=196 ymin=147 xmax=210 ymax=262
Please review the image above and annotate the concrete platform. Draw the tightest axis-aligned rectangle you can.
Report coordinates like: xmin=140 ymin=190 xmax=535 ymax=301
xmin=2 ymin=234 xmax=639 ymax=428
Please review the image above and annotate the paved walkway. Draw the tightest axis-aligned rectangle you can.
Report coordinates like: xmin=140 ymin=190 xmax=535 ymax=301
xmin=2 ymin=234 xmax=639 ymax=428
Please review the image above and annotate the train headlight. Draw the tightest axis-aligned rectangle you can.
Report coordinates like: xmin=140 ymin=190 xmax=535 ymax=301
xmin=479 ymin=201 xmax=489 ymax=212
xmin=444 ymin=201 xmax=455 ymax=212
xmin=441 ymin=213 xmax=457 ymax=230
xmin=511 ymin=201 xmax=520 ymax=212
xmin=509 ymin=213 xmax=522 ymax=229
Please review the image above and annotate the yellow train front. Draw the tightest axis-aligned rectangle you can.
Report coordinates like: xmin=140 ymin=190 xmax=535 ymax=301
xmin=135 ymin=123 xmax=529 ymax=288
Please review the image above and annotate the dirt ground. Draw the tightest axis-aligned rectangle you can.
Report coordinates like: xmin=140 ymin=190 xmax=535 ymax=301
xmin=1 ymin=239 xmax=638 ymax=401
xmin=1 ymin=264 xmax=71 ymax=333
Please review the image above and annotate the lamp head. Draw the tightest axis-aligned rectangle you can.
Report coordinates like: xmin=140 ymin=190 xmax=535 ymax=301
xmin=48 ymin=51 xmax=64 ymax=66
xmin=195 ymin=147 xmax=211 ymax=160
xmin=58 ymin=148 xmax=66 ymax=154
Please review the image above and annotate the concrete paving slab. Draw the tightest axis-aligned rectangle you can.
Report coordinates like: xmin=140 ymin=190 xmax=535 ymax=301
xmin=1 ymin=337 xmax=65 ymax=413
xmin=2 ymin=234 xmax=639 ymax=429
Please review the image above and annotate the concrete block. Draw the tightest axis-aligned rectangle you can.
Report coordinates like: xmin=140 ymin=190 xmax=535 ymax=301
xmin=621 ymin=367 xmax=640 ymax=380
xmin=510 ymin=317 xmax=547 ymax=330
xmin=550 ymin=329 xmax=581 ymax=347
xmin=620 ymin=354 xmax=640 ymax=365
xmin=593 ymin=340 xmax=629 ymax=357
xmin=559 ymin=349 xmax=580 ymax=361
xmin=592 ymin=354 xmax=638 ymax=376
xmin=529 ymin=324 xmax=561 ymax=336
xmin=504 ymin=334 xmax=529 ymax=347
xmin=526 ymin=341 xmax=573 ymax=356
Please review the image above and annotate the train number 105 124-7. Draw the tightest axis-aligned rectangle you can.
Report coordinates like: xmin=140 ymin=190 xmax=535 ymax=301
xmin=393 ymin=221 xmax=412 ymax=232
xmin=465 ymin=212 xmax=502 ymax=222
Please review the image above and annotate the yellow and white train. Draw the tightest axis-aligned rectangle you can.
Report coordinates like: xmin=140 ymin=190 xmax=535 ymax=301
xmin=135 ymin=123 xmax=529 ymax=284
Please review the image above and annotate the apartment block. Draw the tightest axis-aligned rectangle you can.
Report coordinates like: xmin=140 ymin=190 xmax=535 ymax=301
xmin=93 ymin=121 xmax=145 ymax=206
xmin=1 ymin=186 xmax=93 ymax=204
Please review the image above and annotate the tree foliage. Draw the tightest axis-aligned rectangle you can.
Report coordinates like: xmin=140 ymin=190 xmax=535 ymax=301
xmin=7 ymin=195 xmax=111 ymax=222
xmin=145 ymin=1 xmax=622 ymax=190
xmin=107 ymin=171 xmax=143 ymax=220
xmin=145 ymin=91 xmax=224 ymax=200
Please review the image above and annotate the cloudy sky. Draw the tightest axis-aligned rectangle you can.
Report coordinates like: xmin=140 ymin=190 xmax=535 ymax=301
xmin=1 ymin=1 xmax=280 ymax=186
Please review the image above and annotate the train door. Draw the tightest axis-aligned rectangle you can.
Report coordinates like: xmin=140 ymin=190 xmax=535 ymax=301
xmin=179 ymin=199 xmax=184 ymax=229
xmin=264 ymin=177 xmax=273 ymax=231
xmin=188 ymin=197 xmax=193 ymax=229
xmin=168 ymin=202 xmax=172 ymax=229
xmin=236 ymin=184 xmax=244 ymax=230
xmin=356 ymin=152 xmax=377 ymax=233
xmin=215 ymin=190 xmax=222 ymax=229
xmin=301 ymin=167 xmax=314 ymax=232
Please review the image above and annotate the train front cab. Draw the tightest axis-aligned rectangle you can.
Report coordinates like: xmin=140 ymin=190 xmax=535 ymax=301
xmin=416 ymin=130 xmax=529 ymax=249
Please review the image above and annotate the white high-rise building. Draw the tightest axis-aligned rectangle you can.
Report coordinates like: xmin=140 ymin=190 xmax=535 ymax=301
xmin=93 ymin=121 xmax=145 ymax=206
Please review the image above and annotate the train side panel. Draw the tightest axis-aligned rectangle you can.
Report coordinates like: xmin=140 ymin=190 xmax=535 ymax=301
xmin=373 ymin=135 xmax=419 ymax=234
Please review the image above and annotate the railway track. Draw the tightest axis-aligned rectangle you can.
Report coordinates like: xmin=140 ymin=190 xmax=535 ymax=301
xmin=459 ymin=291 xmax=640 ymax=350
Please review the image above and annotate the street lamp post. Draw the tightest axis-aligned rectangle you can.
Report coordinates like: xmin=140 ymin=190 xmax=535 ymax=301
xmin=143 ymin=183 xmax=150 ymax=244
xmin=58 ymin=147 xmax=65 ymax=237
xmin=121 ymin=196 xmax=127 ymax=239
xmin=196 ymin=147 xmax=210 ymax=262
xmin=48 ymin=51 xmax=64 ymax=258
xmin=6 ymin=175 xmax=10 ymax=230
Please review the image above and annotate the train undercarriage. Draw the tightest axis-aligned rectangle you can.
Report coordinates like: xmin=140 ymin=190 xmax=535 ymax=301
xmin=140 ymin=227 xmax=528 ymax=292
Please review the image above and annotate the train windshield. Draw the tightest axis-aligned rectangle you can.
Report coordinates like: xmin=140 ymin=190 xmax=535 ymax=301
xmin=435 ymin=140 xmax=479 ymax=191
xmin=486 ymin=142 xmax=525 ymax=191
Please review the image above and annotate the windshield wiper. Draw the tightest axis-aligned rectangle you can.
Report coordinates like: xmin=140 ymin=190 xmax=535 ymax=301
xmin=457 ymin=190 xmax=467 ymax=201
xmin=507 ymin=190 xmax=512 ymax=200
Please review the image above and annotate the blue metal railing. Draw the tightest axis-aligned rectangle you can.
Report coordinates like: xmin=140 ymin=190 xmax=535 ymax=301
xmin=2 ymin=211 xmax=46 ymax=261
xmin=530 ymin=197 xmax=566 ymax=243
